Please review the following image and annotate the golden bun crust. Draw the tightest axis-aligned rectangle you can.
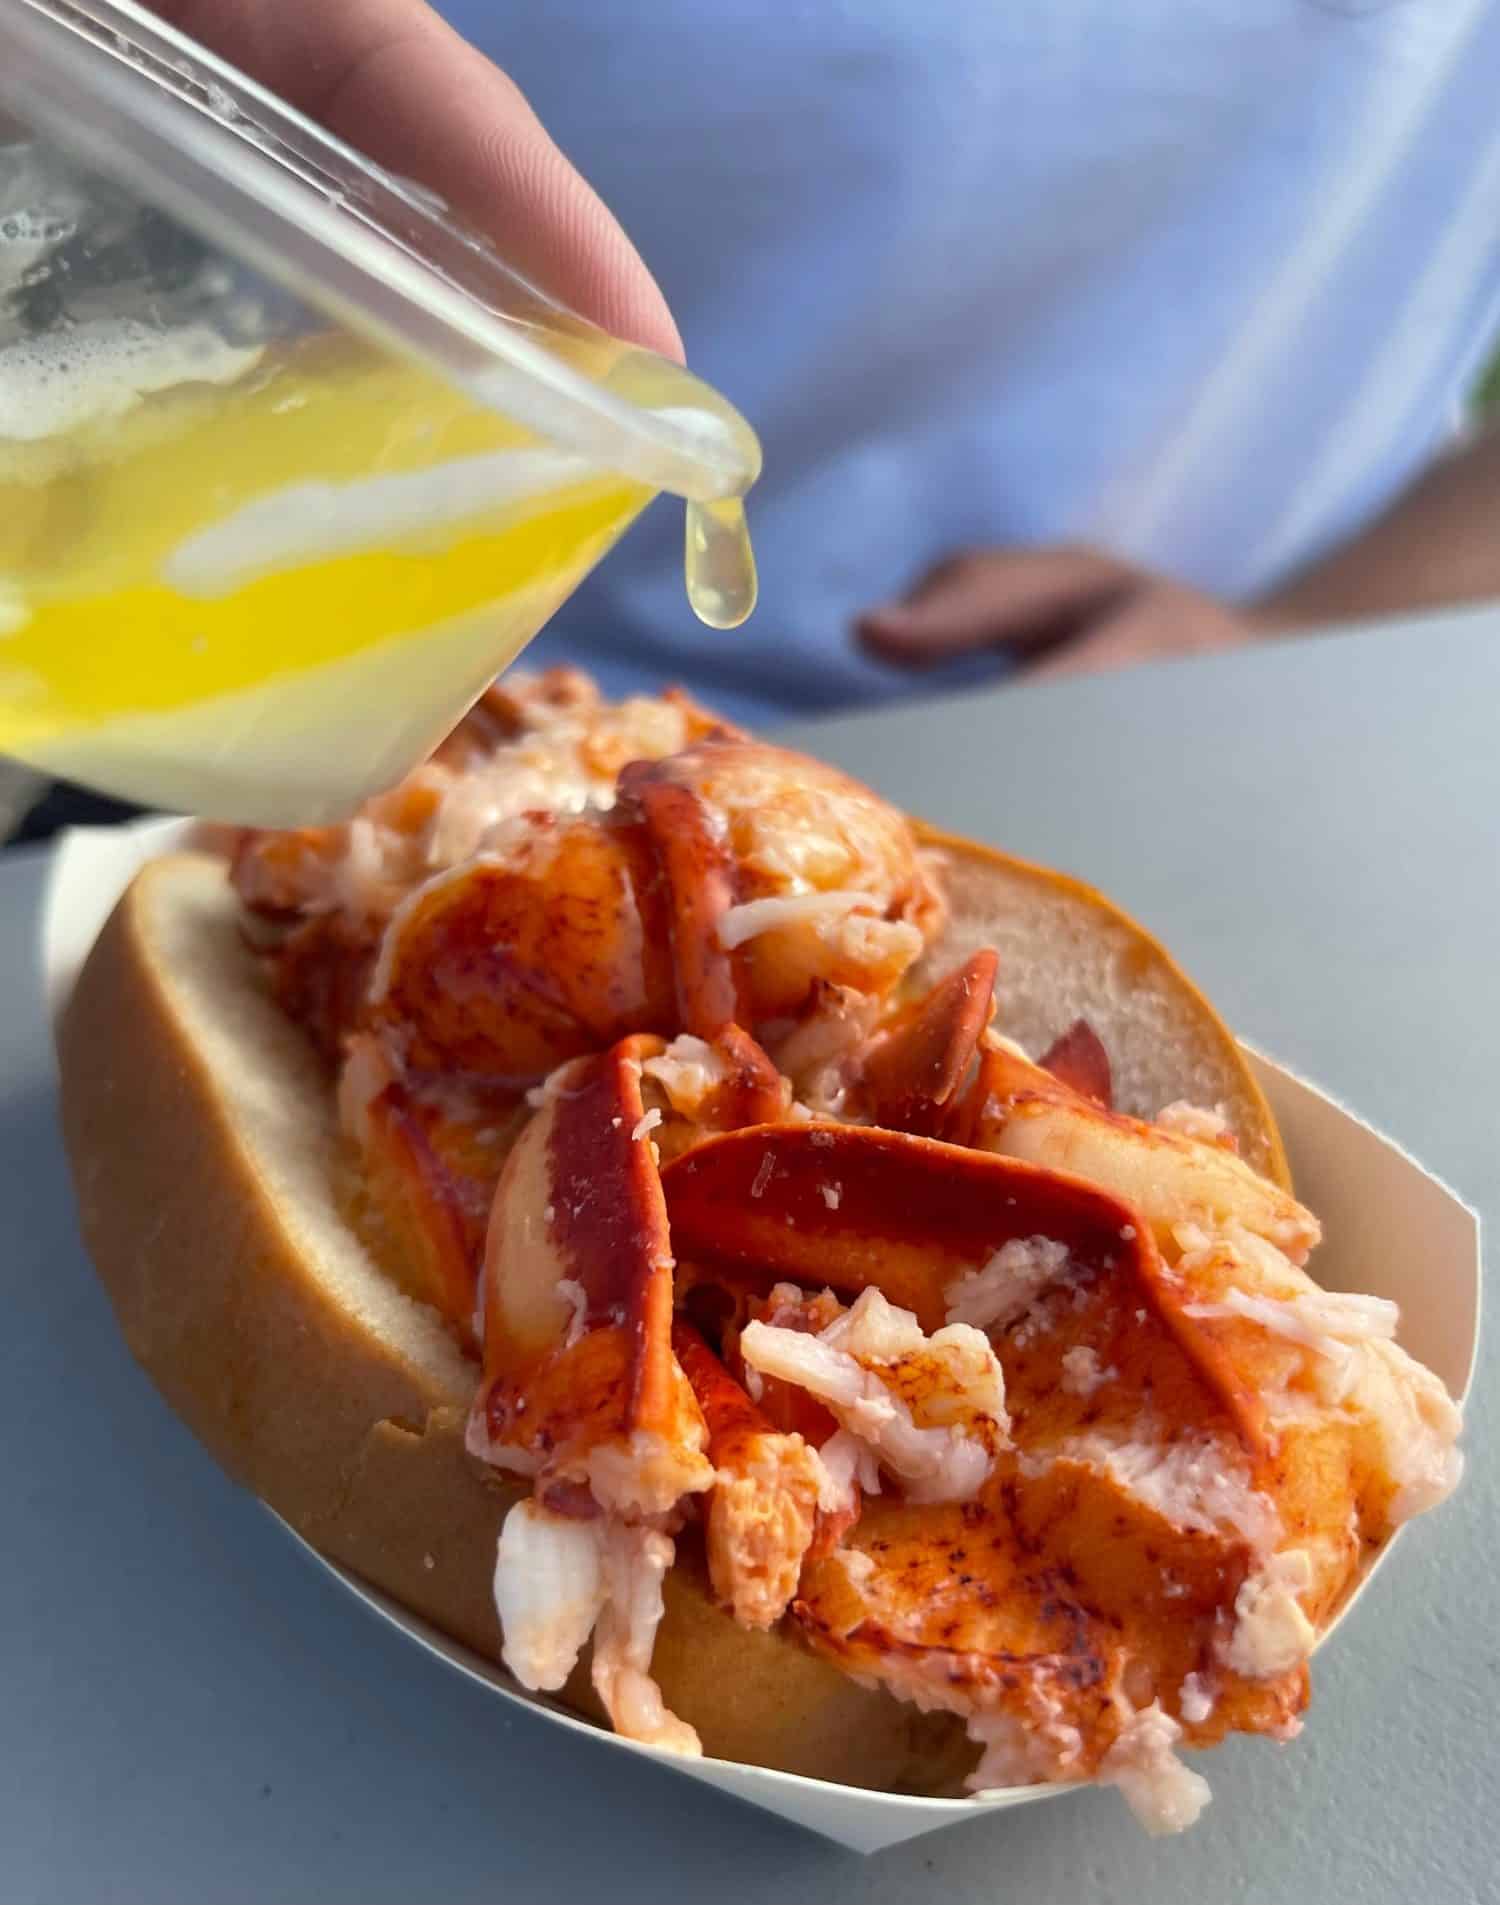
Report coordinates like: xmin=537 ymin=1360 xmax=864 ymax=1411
xmin=57 ymin=832 xmax=1287 ymax=1789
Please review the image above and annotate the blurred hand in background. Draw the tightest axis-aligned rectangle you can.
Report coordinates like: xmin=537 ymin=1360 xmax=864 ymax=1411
xmin=857 ymin=548 xmax=1251 ymax=683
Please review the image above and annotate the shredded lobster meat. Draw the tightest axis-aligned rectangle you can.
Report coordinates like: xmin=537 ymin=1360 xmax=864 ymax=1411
xmin=233 ymin=672 xmax=723 ymax=923
xmin=229 ymin=674 xmax=1463 ymax=1835
xmin=590 ymin=1523 xmax=701 ymax=1756
xmin=1220 ymin=1549 xmax=1318 ymax=1679
xmin=493 ymin=1499 xmax=700 ymax=1754
xmin=739 ymin=1289 xmax=1009 ymax=1504
xmin=493 ymin=1497 xmax=608 ymax=1694
xmin=1097 ymin=1702 xmax=1212 ymax=1837
xmin=673 ymin=1319 xmax=822 ymax=1627
xmin=944 ymin=1236 xmax=1077 ymax=1332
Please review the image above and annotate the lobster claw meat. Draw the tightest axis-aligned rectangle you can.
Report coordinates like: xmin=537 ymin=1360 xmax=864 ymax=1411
xmin=640 ymin=1025 xmax=790 ymax=1148
xmin=959 ymin=1037 xmax=1320 ymax=1265
xmin=1037 ymin=1017 xmax=1113 ymax=1107
xmin=852 ymin=949 xmax=998 ymax=1133
xmin=469 ymin=1037 xmax=713 ymax=1519
xmin=661 ymin=1123 xmax=1166 ymax=1332
xmin=943 ymin=1030 xmax=1096 ymax=1148
xmin=475 ymin=1036 xmax=721 ymax=1758
xmin=700 ymin=1023 xmax=791 ymax=1128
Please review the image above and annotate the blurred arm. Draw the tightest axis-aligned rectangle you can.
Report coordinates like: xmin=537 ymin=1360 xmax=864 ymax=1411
xmin=859 ymin=416 xmax=1500 ymax=681
xmin=1254 ymin=420 xmax=1500 ymax=629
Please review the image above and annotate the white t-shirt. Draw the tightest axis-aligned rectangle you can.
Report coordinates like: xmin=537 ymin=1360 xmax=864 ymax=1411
xmin=441 ymin=0 xmax=1500 ymax=720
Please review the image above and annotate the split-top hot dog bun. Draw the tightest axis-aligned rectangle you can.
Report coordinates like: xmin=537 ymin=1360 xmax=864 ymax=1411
xmin=60 ymin=849 xmax=971 ymax=1788
xmin=58 ymin=672 xmax=1458 ymax=1826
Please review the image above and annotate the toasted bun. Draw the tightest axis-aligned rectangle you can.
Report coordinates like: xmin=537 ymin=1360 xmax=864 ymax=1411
xmin=915 ymin=825 xmax=1287 ymax=1186
xmin=57 ymin=835 xmax=1287 ymax=1790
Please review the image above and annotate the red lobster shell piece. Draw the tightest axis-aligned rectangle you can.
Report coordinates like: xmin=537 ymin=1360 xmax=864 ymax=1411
xmin=853 ymin=950 xmax=998 ymax=1132
xmin=471 ymin=1038 xmax=712 ymax=1518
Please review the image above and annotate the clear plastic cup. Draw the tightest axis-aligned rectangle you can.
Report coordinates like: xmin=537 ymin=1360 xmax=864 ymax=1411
xmin=0 ymin=0 xmax=761 ymax=823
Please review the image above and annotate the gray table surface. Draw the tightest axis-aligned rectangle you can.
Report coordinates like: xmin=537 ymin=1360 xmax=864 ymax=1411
xmin=4 ymin=608 xmax=1496 ymax=1905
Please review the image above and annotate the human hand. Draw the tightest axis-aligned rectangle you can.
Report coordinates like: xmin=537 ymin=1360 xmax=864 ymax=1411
xmin=152 ymin=0 xmax=681 ymax=360
xmin=857 ymin=547 xmax=1256 ymax=682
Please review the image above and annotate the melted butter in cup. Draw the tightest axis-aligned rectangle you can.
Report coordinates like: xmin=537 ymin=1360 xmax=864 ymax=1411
xmin=0 ymin=6 xmax=762 ymax=823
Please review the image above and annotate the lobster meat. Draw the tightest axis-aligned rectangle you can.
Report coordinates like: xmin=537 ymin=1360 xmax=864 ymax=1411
xmin=232 ymin=676 xmax=1460 ymax=1827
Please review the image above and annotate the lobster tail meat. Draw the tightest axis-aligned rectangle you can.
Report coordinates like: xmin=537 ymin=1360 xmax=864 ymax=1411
xmin=371 ymin=815 xmax=676 ymax=1085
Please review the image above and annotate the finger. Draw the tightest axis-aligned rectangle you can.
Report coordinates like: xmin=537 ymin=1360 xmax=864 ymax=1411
xmin=1016 ymin=588 xmax=1249 ymax=682
xmin=153 ymin=0 xmax=683 ymax=359
xmin=857 ymin=546 xmax=1141 ymax=663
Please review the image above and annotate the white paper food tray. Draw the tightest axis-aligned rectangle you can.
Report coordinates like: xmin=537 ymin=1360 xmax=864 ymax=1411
xmin=42 ymin=819 xmax=1481 ymax=1855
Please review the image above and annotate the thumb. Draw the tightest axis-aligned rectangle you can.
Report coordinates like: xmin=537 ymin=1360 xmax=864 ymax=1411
xmin=857 ymin=547 xmax=1142 ymax=663
xmin=152 ymin=0 xmax=683 ymax=361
